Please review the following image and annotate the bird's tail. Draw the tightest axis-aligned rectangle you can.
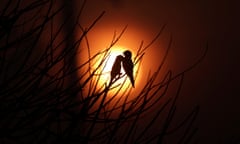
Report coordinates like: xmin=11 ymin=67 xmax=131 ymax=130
xmin=130 ymin=77 xmax=135 ymax=88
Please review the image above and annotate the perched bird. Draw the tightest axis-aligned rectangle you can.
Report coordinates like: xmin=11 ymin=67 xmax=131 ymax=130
xmin=122 ymin=50 xmax=135 ymax=87
xmin=110 ymin=55 xmax=123 ymax=84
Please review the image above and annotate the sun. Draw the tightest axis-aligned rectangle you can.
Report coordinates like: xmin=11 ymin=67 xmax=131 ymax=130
xmin=93 ymin=46 xmax=138 ymax=94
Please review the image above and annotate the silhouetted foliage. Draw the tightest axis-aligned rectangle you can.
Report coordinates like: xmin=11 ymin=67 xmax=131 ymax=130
xmin=0 ymin=0 xmax=208 ymax=144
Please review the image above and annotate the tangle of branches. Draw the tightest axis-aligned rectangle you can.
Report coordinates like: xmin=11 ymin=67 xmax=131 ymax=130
xmin=0 ymin=0 xmax=207 ymax=144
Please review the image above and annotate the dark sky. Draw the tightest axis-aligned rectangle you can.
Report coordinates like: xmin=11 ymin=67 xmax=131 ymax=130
xmin=81 ymin=0 xmax=240 ymax=143
xmin=1 ymin=0 xmax=239 ymax=143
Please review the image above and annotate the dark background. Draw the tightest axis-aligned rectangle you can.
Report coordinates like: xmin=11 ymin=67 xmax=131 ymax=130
xmin=1 ymin=0 xmax=239 ymax=143
xmin=84 ymin=0 xmax=240 ymax=143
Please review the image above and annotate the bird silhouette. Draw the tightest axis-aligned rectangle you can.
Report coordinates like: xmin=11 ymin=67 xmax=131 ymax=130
xmin=122 ymin=50 xmax=135 ymax=87
xmin=110 ymin=55 xmax=123 ymax=85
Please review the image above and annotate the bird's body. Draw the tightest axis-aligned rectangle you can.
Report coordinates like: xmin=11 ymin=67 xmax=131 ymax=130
xmin=122 ymin=50 xmax=135 ymax=87
xmin=110 ymin=55 xmax=123 ymax=84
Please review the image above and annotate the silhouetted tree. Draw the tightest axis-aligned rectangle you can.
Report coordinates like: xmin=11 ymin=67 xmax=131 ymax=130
xmin=0 ymin=1 xmax=208 ymax=144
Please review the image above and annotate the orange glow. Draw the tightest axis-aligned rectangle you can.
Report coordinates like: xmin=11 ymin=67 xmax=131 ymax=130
xmin=76 ymin=13 xmax=170 ymax=112
xmin=76 ymin=23 xmax=148 ymax=98
xmin=75 ymin=21 xmax=171 ymax=115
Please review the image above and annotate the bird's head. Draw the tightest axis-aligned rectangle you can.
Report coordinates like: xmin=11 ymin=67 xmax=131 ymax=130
xmin=123 ymin=50 xmax=132 ymax=59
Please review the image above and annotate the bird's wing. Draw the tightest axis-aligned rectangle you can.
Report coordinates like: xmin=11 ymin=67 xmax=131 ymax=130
xmin=122 ymin=59 xmax=135 ymax=87
xmin=110 ymin=55 xmax=123 ymax=83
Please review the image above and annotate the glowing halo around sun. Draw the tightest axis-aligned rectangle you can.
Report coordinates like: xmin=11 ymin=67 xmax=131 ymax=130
xmin=93 ymin=46 xmax=140 ymax=94
xmin=76 ymin=24 xmax=158 ymax=99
